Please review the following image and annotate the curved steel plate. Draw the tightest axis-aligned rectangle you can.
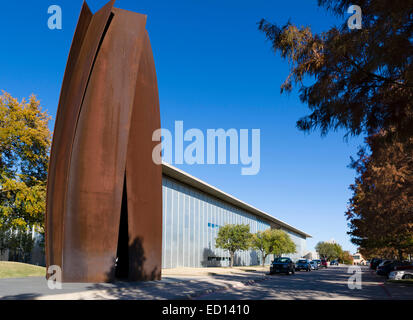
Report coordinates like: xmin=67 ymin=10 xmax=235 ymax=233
xmin=46 ymin=0 xmax=115 ymax=275
xmin=63 ymin=8 xmax=147 ymax=282
xmin=46 ymin=1 xmax=162 ymax=283
xmin=46 ymin=1 xmax=93 ymax=271
xmin=125 ymin=31 xmax=163 ymax=281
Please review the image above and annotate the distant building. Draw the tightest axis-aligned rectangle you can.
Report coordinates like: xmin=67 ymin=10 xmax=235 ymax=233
xmin=303 ymin=251 xmax=319 ymax=260
xmin=161 ymin=163 xmax=311 ymax=267
xmin=352 ymin=252 xmax=366 ymax=265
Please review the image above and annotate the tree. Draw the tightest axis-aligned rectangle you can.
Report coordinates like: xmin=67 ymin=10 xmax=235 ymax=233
xmin=359 ymin=246 xmax=399 ymax=261
xmin=215 ymin=224 xmax=252 ymax=267
xmin=7 ymin=229 xmax=35 ymax=263
xmin=251 ymin=230 xmax=270 ymax=267
xmin=346 ymin=133 xmax=413 ymax=260
xmin=271 ymin=229 xmax=296 ymax=258
xmin=339 ymin=250 xmax=354 ymax=265
xmin=258 ymin=0 xmax=413 ymax=139
xmin=315 ymin=241 xmax=343 ymax=260
xmin=0 ymin=91 xmax=51 ymax=238
xmin=259 ymin=0 xmax=413 ymax=261
xmin=251 ymin=229 xmax=297 ymax=266
xmin=250 ymin=229 xmax=279 ymax=266
xmin=0 ymin=226 xmax=10 ymax=256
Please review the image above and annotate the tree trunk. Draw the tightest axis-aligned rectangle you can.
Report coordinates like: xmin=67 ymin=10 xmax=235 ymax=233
xmin=398 ymin=248 xmax=403 ymax=261
xmin=262 ymin=252 xmax=265 ymax=267
xmin=230 ymin=252 xmax=234 ymax=268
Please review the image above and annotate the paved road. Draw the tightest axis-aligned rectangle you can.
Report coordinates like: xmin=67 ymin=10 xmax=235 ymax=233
xmin=194 ymin=265 xmax=413 ymax=300
xmin=1 ymin=265 xmax=412 ymax=299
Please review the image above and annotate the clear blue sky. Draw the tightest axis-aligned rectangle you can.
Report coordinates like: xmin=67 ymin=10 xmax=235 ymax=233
xmin=0 ymin=0 xmax=363 ymax=254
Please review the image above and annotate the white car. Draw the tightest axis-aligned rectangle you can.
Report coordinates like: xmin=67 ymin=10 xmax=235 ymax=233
xmin=388 ymin=270 xmax=413 ymax=280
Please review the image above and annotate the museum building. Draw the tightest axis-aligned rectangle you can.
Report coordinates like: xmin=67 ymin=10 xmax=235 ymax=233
xmin=22 ymin=162 xmax=311 ymax=268
xmin=161 ymin=162 xmax=311 ymax=268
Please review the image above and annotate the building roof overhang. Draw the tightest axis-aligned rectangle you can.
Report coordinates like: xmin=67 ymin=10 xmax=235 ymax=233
xmin=162 ymin=162 xmax=312 ymax=239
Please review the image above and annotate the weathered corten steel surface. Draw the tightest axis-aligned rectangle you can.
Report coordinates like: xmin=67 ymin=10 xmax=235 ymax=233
xmin=125 ymin=31 xmax=162 ymax=281
xmin=46 ymin=0 xmax=114 ymax=279
xmin=46 ymin=1 xmax=162 ymax=282
xmin=45 ymin=0 xmax=94 ymax=276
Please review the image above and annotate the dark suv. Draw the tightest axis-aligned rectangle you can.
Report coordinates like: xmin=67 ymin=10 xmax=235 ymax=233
xmin=270 ymin=257 xmax=295 ymax=275
xmin=295 ymin=259 xmax=312 ymax=272
xmin=370 ymin=258 xmax=382 ymax=270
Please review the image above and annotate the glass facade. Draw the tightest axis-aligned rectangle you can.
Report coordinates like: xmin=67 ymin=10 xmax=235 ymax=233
xmin=162 ymin=176 xmax=307 ymax=268
xmin=284 ymin=229 xmax=307 ymax=261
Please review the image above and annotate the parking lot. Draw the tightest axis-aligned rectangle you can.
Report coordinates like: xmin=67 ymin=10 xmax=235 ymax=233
xmin=194 ymin=265 xmax=413 ymax=300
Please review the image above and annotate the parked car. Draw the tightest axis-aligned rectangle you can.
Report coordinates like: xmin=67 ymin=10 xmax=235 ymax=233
xmin=377 ymin=260 xmax=392 ymax=268
xmin=394 ymin=264 xmax=413 ymax=272
xmin=313 ymin=259 xmax=321 ymax=267
xmin=370 ymin=258 xmax=382 ymax=270
xmin=388 ymin=270 xmax=413 ymax=280
xmin=270 ymin=257 xmax=295 ymax=275
xmin=309 ymin=261 xmax=319 ymax=270
xmin=330 ymin=260 xmax=339 ymax=266
xmin=320 ymin=259 xmax=328 ymax=268
xmin=390 ymin=261 xmax=413 ymax=275
xmin=377 ymin=261 xmax=413 ymax=277
xmin=295 ymin=259 xmax=312 ymax=272
xmin=376 ymin=260 xmax=394 ymax=276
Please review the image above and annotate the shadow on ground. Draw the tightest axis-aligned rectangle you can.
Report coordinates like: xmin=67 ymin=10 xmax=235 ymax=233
xmin=2 ymin=266 xmax=412 ymax=300
xmin=84 ymin=271 xmax=268 ymax=300
xmin=196 ymin=266 xmax=409 ymax=300
xmin=0 ymin=293 xmax=41 ymax=300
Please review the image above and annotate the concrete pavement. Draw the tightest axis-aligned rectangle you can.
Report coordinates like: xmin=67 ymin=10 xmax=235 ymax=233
xmin=195 ymin=265 xmax=413 ymax=300
xmin=0 ymin=266 xmax=269 ymax=300
xmin=0 ymin=265 xmax=412 ymax=300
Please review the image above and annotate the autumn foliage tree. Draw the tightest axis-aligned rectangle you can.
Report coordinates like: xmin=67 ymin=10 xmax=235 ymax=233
xmin=259 ymin=0 xmax=413 ymax=139
xmin=259 ymin=0 xmax=413 ymax=258
xmin=339 ymin=250 xmax=354 ymax=265
xmin=359 ymin=246 xmax=399 ymax=261
xmin=0 ymin=92 xmax=51 ymax=239
xmin=346 ymin=133 xmax=413 ymax=260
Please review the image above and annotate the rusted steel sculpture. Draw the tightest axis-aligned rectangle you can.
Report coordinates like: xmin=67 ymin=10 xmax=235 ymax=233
xmin=46 ymin=0 xmax=162 ymax=282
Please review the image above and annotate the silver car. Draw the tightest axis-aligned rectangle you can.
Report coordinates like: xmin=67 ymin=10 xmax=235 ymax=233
xmin=388 ymin=270 xmax=413 ymax=280
xmin=309 ymin=261 xmax=319 ymax=270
